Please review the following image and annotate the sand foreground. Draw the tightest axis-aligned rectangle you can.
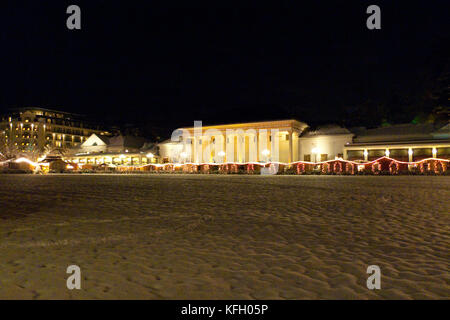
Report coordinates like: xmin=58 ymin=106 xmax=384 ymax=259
xmin=0 ymin=174 xmax=449 ymax=299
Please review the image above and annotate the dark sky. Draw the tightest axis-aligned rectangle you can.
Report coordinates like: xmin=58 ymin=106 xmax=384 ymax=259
xmin=0 ymin=1 xmax=448 ymax=136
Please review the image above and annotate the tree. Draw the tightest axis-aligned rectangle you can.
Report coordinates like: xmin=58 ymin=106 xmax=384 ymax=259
xmin=0 ymin=131 xmax=19 ymax=162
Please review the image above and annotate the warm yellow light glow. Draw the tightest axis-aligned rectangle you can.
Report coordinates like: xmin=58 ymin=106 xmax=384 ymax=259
xmin=15 ymin=157 xmax=34 ymax=165
xmin=146 ymin=153 xmax=154 ymax=158
xmin=120 ymin=154 xmax=126 ymax=159
xmin=363 ymin=150 xmax=368 ymax=157
xmin=385 ymin=149 xmax=390 ymax=157
xmin=218 ymin=151 xmax=226 ymax=157
xmin=408 ymin=148 xmax=413 ymax=156
xmin=311 ymin=147 xmax=319 ymax=154
xmin=262 ymin=149 xmax=270 ymax=156
xmin=180 ymin=152 xmax=188 ymax=158
xmin=432 ymin=147 xmax=437 ymax=157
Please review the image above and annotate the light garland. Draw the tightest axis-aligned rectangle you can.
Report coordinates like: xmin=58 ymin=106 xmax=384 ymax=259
xmin=122 ymin=155 xmax=449 ymax=170
xmin=3 ymin=155 xmax=450 ymax=174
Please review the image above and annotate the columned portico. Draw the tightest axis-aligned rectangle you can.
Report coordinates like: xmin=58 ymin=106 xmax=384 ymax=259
xmin=175 ymin=120 xmax=308 ymax=164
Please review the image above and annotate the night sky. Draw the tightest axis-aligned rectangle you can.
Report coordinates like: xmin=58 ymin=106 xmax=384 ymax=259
xmin=0 ymin=1 xmax=448 ymax=138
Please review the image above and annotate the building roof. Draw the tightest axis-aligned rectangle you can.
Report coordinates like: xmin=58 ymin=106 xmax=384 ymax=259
xmin=179 ymin=119 xmax=309 ymax=133
xmin=352 ymin=123 xmax=450 ymax=144
xmin=108 ymin=135 xmax=147 ymax=149
xmin=352 ymin=123 xmax=441 ymax=143
xmin=7 ymin=107 xmax=86 ymax=118
xmin=300 ymin=124 xmax=352 ymax=138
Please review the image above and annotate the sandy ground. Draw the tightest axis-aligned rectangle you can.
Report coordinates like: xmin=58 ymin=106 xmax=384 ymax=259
xmin=0 ymin=174 xmax=448 ymax=299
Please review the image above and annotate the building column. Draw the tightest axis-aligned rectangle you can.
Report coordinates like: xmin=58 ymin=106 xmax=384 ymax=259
xmin=222 ymin=133 xmax=226 ymax=163
xmin=192 ymin=136 xmax=197 ymax=163
xmin=256 ymin=131 xmax=260 ymax=162
xmin=288 ymin=130 xmax=293 ymax=164
xmin=238 ymin=134 xmax=243 ymax=163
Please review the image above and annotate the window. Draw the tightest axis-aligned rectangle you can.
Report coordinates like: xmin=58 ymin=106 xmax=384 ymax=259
xmin=320 ymin=154 xmax=328 ymax=161
xmin=304 ymin=154 xmax=311 ymax=161
xmin=285 ymin=134 xmax=289 ymax=141
xmin=347 ymin=150 xmax=364 ymax=160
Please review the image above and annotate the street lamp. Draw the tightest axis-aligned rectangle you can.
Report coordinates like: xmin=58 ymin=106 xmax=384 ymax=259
xmin=180 ymin=151 xmax=188 ymax=163
xmin=218 ymin=150 xmax=226 ymax=163
xmin=262 ymin=149 xmax=270 ymax=162
xmin=311 ymin=147 xmax=319 ymax=162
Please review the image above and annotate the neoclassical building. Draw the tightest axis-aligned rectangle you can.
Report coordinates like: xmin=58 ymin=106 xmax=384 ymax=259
xmin=159 ymin=119 xmax=309 ymax=164
xmin=159 ymin=120 xmax=450 ymax=164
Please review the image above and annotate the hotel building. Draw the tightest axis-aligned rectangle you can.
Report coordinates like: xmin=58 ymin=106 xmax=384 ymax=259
xmin=0 ymin=107 xmax=109 ymax=154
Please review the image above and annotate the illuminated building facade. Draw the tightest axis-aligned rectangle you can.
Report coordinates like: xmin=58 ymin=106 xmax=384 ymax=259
xmin=159 ymin=120 xmax=450 ymax=164
xmin=64 ymin=133 xmax=158 ymax=166
xmin=159 ymin=120 xmax=309 ymax=164
xmin=0 ymin=107 xmax=109 ymax=153
xmin=344 ymin=123 xmax=450 ymax=162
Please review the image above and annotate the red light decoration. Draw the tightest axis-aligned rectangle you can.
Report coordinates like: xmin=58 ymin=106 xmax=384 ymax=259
xmin=105 ymin=155 xmax=450 ymax=175
xmin=389 ymin=160 xmax=398 ymax=174
xmin=333 ymin=161 xmax=343 ymax=174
